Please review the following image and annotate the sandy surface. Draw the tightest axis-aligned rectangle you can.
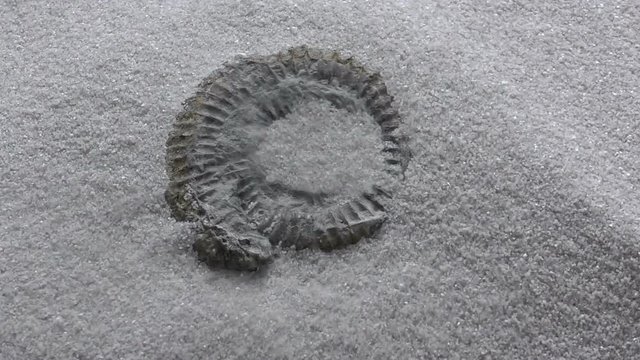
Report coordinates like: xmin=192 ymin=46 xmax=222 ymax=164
xmin=1 ymin=1 xmax=639 ymax=359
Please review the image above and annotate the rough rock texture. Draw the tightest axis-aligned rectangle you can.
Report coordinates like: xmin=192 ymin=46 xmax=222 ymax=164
xmin=165 ymin=45 xmax=411 ymax=270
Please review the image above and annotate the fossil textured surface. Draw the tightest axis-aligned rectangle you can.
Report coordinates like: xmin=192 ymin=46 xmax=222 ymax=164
xmin=165 ymin=46 xmax=410 ymax=270
xmin=2 ymin=1 xmax=639 ymax=359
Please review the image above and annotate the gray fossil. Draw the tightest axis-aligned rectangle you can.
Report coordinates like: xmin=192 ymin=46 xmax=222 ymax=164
xmin=165 ymin=45 xmax=411 ymax=271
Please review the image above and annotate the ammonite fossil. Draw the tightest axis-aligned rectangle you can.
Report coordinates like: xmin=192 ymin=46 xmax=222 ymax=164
xmin=165 ymin=45 xmax=411 ymax=270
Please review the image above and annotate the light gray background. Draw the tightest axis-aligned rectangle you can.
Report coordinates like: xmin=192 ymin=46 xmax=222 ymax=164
xmin=1 ymin=1 xmax=639 ymax=359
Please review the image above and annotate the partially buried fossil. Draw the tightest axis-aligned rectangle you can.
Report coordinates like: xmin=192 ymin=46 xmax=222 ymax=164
xmin=165 ymin=45 xmax=411 ymax=271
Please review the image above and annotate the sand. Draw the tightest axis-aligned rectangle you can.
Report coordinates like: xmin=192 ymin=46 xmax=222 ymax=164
xmin=1 ymin=1 xmax=638 ymax=359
